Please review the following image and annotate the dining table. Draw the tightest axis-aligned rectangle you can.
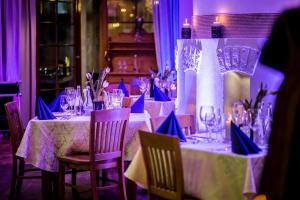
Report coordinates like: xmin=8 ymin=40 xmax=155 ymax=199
xmin=125 ymin=135 xmax=267 ymax=200
xmin=131 ymin=95 xmax=176 ymax=117
xmin=16 ymin=111 xmax=152 ymax=199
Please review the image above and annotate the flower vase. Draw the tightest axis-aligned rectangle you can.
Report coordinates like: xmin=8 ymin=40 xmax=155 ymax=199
xmin=93 ymin=95 xmax=105 ymax=110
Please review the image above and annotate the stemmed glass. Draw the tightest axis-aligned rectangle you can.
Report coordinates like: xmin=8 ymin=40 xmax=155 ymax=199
xmin=112 ymin=89 xmax=124 ymax=108
xmin=60 ymin=95 xmax=69 ymax=113
xmin=242 ymin=110 xmax=252 ymax=138
xmin=200 ymin=106 xmax=215 ymax=142
xmin=65 ymin=87 xmax=75 ymax=114
xmin=214 ymin=108 xmax=224 ymax=143
xmin=139 ymin=77 xmax=148 ymax=94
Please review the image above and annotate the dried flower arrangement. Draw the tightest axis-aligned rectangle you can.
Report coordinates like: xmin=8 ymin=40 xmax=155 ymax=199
xmin=86 ymin=67 xmax=110 ymax=101
xmin=240 ymin=82 xmax=277 ymax=125
xmin=149 ymin=66 xmax=176 ymax=81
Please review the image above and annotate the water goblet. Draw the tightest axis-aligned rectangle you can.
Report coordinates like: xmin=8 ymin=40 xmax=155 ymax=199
xmin=139 ymin=77 xmax=148 ymax=94
xmin=199 ymin=105 xmax=214 ymax=141
xmin=60 ymin=95 xmax=69 ymax=113
xmin=205 ymin=112 xmax=216 ymax=143
xmin=214 ymin=108 xmax=224 ymax=143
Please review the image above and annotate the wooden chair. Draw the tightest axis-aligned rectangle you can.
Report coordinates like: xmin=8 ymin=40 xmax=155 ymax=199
xmin=254 ymin=194 xmax=267 ymax=200
xmin=58 ymin=108 xmax=131 ymax=200
xmin=139 ymin=130 xmax=184 ymax=200
xmin=122 ymin=97 xmax=132 ymax=108
xmin=5 ymin=101 xmax=42 ymax=200
xmin=150 ymin=114 xmax=196 ymax=136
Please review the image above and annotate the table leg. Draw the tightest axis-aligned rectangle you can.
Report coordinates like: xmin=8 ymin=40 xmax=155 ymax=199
xmin=126 ymin=178 xmax=137 ymax=200
xmin=42 ymin=171 xmax=59 ymax=200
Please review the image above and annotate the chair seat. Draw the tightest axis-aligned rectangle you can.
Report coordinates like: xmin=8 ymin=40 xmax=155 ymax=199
xmin=58 ymin=154 xmax=90 ymax=164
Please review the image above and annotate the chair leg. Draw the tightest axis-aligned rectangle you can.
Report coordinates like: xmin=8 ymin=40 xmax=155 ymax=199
xmin=118 ymin=159 xmax=127 ymax=200
xmin=9 ymin=158 xmax=18 ymax=200
xmin=71 ymin=169 xmax=80 ymax=200
xmin=16 ymin=159 xmax=25 ymax=198
xmin=90 ymin=169 xmax=98 ymax=200
xmin=58 ymin=163 xmax=65 ymax=200
xmin=96 ymin=170 xmax=100 ymax=186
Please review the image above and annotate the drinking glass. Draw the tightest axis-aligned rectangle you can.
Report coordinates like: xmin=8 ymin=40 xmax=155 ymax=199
xmin=205 ymin=112 xmax=215 ymax=142
xmin=242 ymin=110 xmax=252 ymax=137
xmin=200 ymin=105 xmax=214 ymax=141
xmin=139 ymin=77 xmax=148 ymax=94
xmin=232 ymin=101 xmax=243 ymax=126
xmin=214 ymin=108 xmax=223 ymax=143
xmin=60 ymin=95 xmax=69 ymax=113
xmin=65 ymin=87 xmax=75 ymax=114
xmin=112 ymin=89 xmax=124 ymax=108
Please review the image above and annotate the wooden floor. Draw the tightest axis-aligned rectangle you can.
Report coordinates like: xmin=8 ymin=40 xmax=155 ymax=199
xmin=0 ymin=135 xmax=147 ymax=200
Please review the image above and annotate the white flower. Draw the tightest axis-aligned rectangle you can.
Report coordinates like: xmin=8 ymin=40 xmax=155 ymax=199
xmin=86 ymin=73 xmax=92 ymax=80
xmin=102 ymin=80 xmax=109 ymax=88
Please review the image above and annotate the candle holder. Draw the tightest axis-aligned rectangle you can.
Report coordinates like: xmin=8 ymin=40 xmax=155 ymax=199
xmin=181 ymin=18 xmax=191 ymax=39
xmin=211 ymin=17 xmax=223 ymax=38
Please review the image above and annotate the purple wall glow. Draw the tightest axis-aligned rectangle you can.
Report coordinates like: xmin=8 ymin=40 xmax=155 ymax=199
xmin=193 ymin=0 xmax=300 ymax=15
xmin=179 ymin=0 xmax=193 ymax=30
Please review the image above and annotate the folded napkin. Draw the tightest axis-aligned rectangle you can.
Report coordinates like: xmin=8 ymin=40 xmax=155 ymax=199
xmin=48 ymin=91 xmax=64 ymax=112
xmin=131 ymin=93 xmax=145 ymax=113
xmin=153 ymin=85 xmax=171 ymax=101
xmin=37 ymin=96 xmax=56 ymax=120
xmin=118 ymin=79 xmax=129 ymax=97
xmin=231 ymin=122 xmax=261 ymax=155
xmin=156 ymin=111 xmax=186 ymax=142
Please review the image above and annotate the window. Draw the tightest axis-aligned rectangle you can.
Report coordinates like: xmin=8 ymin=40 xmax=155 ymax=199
xmin=37 ymin=0 xmax=80 ymax=103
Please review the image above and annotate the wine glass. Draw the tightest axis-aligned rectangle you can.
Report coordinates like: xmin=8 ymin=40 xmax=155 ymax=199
xmin=112 ymin=89 xmax=124 ymax=108
xmin=199 ymin=106 xmax=214 ymax=141
xmin=205 ymin=112 xmax=216 ymax=143
xmin=139 ymin=77 xmax=148 ymax=94
xmin=242 ymin=110 xmax=252 ymax=138
xmin=60 ymin=95 xmax=69 ymax=113
xmin=214 ymin=108 xmax=223 ymax=143
xmin=65 ymin=87 xmax=75 ymax=114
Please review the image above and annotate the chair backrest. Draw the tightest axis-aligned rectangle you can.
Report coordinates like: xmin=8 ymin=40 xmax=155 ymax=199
xmin=90 ymin=108 xmax=130 ymax=164
xmin=139 ymin=131 xmax=184 ymax=200
xmin=4 ymin=101 xmax=24 ymax=154
xmin=150 ymin=114 xmax=196 ymax=136
xmin=122 ymin=97 xmax=132 ymax=108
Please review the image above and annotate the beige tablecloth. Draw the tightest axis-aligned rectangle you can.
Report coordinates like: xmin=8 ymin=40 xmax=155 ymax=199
xmin=131 ymin=96 xmax=175 ymax=117
xmin=16 ymin=112 xmax=151 ymax=172
xmin=125 ymin=141 xmax=266 ymax=200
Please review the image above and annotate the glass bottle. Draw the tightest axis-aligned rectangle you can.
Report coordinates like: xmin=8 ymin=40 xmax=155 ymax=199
xmin=74 ymin=85 xmax=84 ymax=115
xmin=149 ymin=74 xmax=154 ymax=97
xmin=83 ymin=85 xmax=93 ymax=111
xmin=264 ymin=103 xmax=273 ymax=142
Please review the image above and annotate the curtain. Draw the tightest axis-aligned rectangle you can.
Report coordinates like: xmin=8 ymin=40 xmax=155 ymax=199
xmin=152 ymin=0 xmax=180 ymax=73
xmin=0 ymin=0 xmax=36 ymax=124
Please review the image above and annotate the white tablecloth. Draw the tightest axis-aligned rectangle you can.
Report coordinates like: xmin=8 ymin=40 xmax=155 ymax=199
xmin=125 ymin=140 xmax=266 ymax=200
xmin=131 ymin=96 xmax=175 ymax=117
xmin=16 ymin=112 xmax=151 ymax=172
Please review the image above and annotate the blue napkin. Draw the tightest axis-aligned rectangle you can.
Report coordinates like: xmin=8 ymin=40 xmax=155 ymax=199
xmin=37 ymin=96 xmax=56 ymax=120
xmin=156 ymin=111 xmax=186 ymax=142
xmin=153 ymin=85 xmax=171 ymax=101
xmin=131 ymin=93 xmax=145 ymax=113
xmin=118 ymin=79 xmax=129 ymax=97
xmin=231 ymin=122 xmax=261 ymax=155
xmin=48 ymin=91 xmax=64 ymax=112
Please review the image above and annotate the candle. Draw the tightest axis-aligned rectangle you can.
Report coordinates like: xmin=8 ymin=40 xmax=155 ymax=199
xmin=181 ymin=18 xmax=191 ymax=39
xmin=211 ymin=16 xmax=223 ymax=38
xmin=183 ymin=18 xmax=190 ymax=28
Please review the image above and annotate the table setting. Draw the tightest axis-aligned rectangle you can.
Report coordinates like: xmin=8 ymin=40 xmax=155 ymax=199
xmin=125 ymin=106 xmax=267 ymax=200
